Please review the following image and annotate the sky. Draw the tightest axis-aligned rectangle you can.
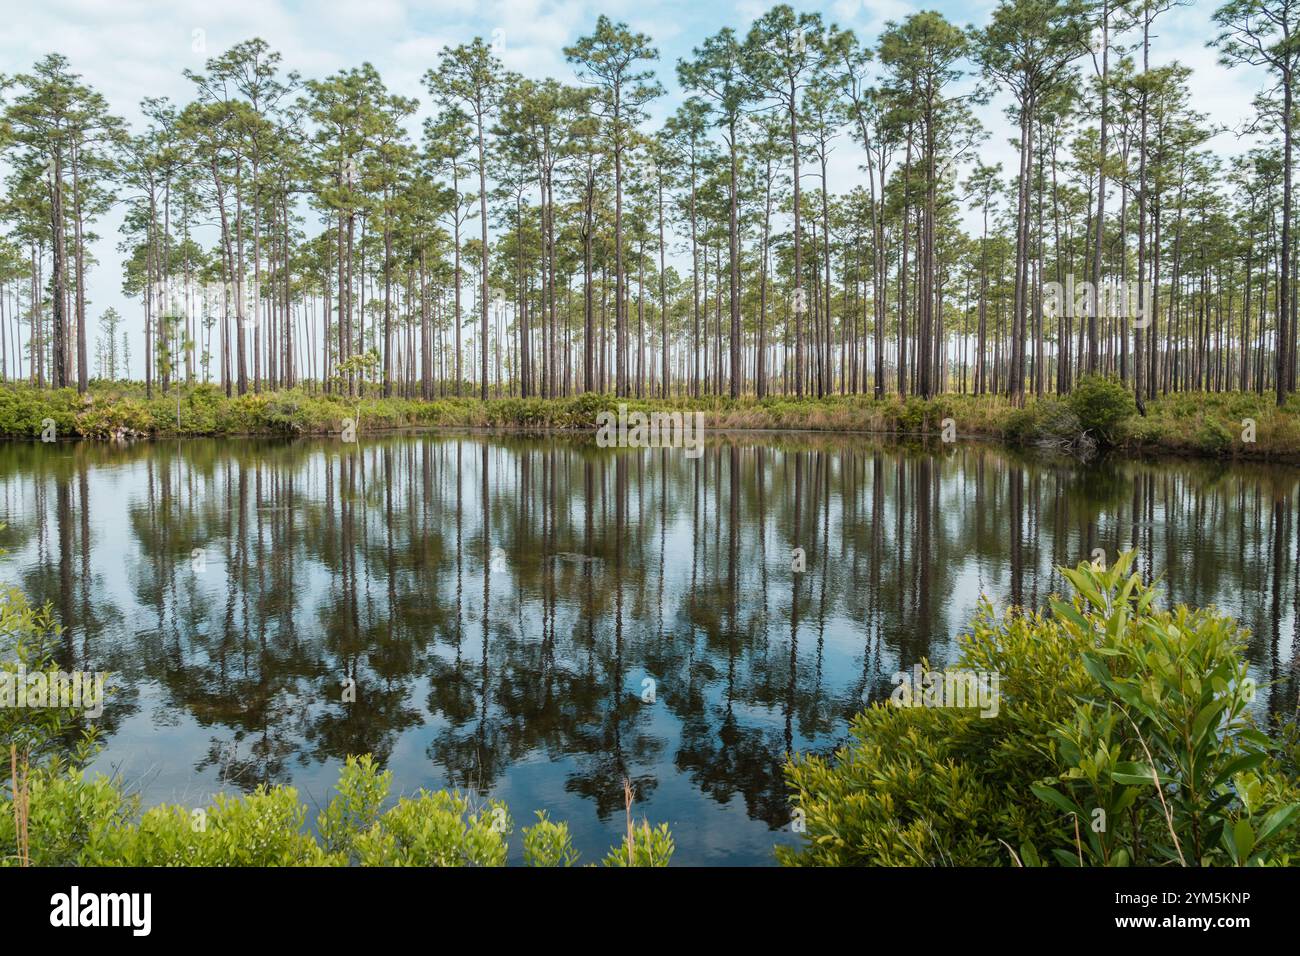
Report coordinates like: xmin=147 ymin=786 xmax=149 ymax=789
xmin=0 ymin=0 xmax=1271 ymax=379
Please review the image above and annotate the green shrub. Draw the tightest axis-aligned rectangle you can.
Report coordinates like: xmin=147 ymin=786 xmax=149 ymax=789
xmin=778 ymin=603 xmax=1085 ymax=866
xmin=1033 ymin=557 xmax=1299 ymax=866
xmin=1067 ymin=375 xmax=1136 ymax=444
xmin=564 ymin=391 xmax=618 ymax=428
xmin=898 ymin=396 xmax=928 ymax=432
xmin=351 ymin=789 xmax=510 ymax=866
xmin=779 ymin=553 xmax=1300 ymax=866
xmin=1033 ymin=399 xmax=1084 ymax=442
xmin=1 ymin=584 xmax=103 ymax=769
xmin=0 ymin=386 xmax=78 ymax=438
xmin=260 ymin=394 xmax=308 ymax=434
xmin=317 ymin=754 xmax=392 ymax=862
xmin=1 ymin=769 xmax=134 ymax=866
xmin=3 ymin=754 xmax=677 ymax=867
xmin=521 ymin=811 xmax=581 ymax=867
xmin=75 ymin=397 xmax=154 ymax=439
xmin=1001 ymin=398 xmax=1092 ymax=451
xmin=1001 ymin=404 xmax=1041 ymax=443
xmin=601 ymin=821 xmax=676 ymax=867
xmin=124 ymin=788 xmax=333 ymax=866
xmin=1194 ymin=418 xmax=1233 ymax=456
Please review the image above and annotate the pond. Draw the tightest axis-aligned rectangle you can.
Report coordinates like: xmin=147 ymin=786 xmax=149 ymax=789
xmin=0 ymin=433 xmax=1296 ymax=865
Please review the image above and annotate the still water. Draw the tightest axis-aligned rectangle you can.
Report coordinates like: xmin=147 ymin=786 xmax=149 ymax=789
xmin=0 ymin=434 xmax=1296 ymax=865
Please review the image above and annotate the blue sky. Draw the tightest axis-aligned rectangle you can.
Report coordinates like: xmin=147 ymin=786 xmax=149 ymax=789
xmin=1 ymin=0 xmax=1267 ymax=378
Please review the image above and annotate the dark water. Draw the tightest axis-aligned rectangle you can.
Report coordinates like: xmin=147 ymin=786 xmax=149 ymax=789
xmin=1 ymin=434 xmax=1297 ymax=865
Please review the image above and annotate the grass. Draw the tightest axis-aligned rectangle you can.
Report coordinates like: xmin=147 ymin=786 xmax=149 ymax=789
xmin=1 ymin=379 xmax=1298 ymax=462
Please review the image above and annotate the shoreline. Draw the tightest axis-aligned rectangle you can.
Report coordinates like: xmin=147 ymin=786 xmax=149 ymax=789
xmin=2 ymin=383 xmax=1298 ymax=464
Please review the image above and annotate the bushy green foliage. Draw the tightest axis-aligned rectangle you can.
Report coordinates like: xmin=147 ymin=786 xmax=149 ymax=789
xmin=1034 ymin=557 xmax=1299 ymax=866
xmin=74 ymin=396 xmax=153 ymax=438
xmin=1 ymin=383 xmax=1296 ymax=461
xmin=1 ymin=569 xmax=115 ymax=866
xmin=566 ymin=390 xmax=619 ymax=426
xmin=897 ymin=396 xmax=930 ymax=432
xmin=1067 ymin=375 xmax=1136 ymax=444
xmin=0 ymin=386 xmax=78 ymax=438
xmin=0 ymin=585 xmax=101 ymax=767
xmin=779 ymin=553 xmax=1300 ymax=867
xmin=600 ymin=821 xmax=676 ymax=867
xmin=316 ymin=754 xmax=392 ymax=861
xmin=1192 ymin=418 xmax=1233 ymax=456
xmin=1 ymin=768 xmax=134 ymax=867
xmin=1002 ymin=398 xmax=1091 ymax=452
xmin=1033 ymin=399 xmax=1085 ymax=442
xmin=350 ymin=789 xmax=511 ymax=866
xmin=521 ymin=811 xmax=581 ymax=867
xmin=260 ymin=394 xmax=311 ymax=435
xmin=2 ymin=749 xmax=675 ymax=867
xmin=123 ymin=788 xmax=333 ymax=866
xmin=778 ymin=605 xmax=1085 ymax=865
xmin=1000 ymin=403 xmax=1040 ymax=444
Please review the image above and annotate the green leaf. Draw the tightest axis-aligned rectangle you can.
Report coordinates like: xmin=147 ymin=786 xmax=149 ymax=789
xmin=1211 ymin=752 xmax=1268 ymax=790
xmin=1112 ymin=761 xmax=1173 ymax=786
xmin=1030 ymin=783 xmax=1083 ymax=818
xmin=1232 ymin=819 xmax=1254 ymax=862
xmin=1051 ymin=600 xmax=1091 ymax=634
xmin=1190 ymin=697 xmax=1229 ymax=746
xmin=1255 ymin=804 xmax=1300 ymax=845
xmin=1051 ymin=847 xmax=1081 ymax=867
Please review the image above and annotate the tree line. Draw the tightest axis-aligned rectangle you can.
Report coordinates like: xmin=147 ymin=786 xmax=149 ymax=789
xmin=1 ymin=1 xmax=1299 ymax=408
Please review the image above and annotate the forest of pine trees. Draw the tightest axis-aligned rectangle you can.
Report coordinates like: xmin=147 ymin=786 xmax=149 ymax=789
xmin=1 ymin=1 xmax=1299 ymax=408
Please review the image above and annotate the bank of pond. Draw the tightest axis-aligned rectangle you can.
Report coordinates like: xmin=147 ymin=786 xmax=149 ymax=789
xmin=2 ymin=378 xmax=1299 ymax=463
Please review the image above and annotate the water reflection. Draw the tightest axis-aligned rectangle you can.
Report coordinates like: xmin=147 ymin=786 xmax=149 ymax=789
xmin=0 ymin=435 xmax=1296 ymax=864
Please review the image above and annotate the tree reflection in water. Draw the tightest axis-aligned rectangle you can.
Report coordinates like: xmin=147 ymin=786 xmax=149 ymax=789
xmin=0 ymin=435 xmax=1295 ymax=864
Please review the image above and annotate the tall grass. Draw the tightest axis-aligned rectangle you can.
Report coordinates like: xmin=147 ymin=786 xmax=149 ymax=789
xmin=1 ymin=381 xmax=1297 ymax=461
